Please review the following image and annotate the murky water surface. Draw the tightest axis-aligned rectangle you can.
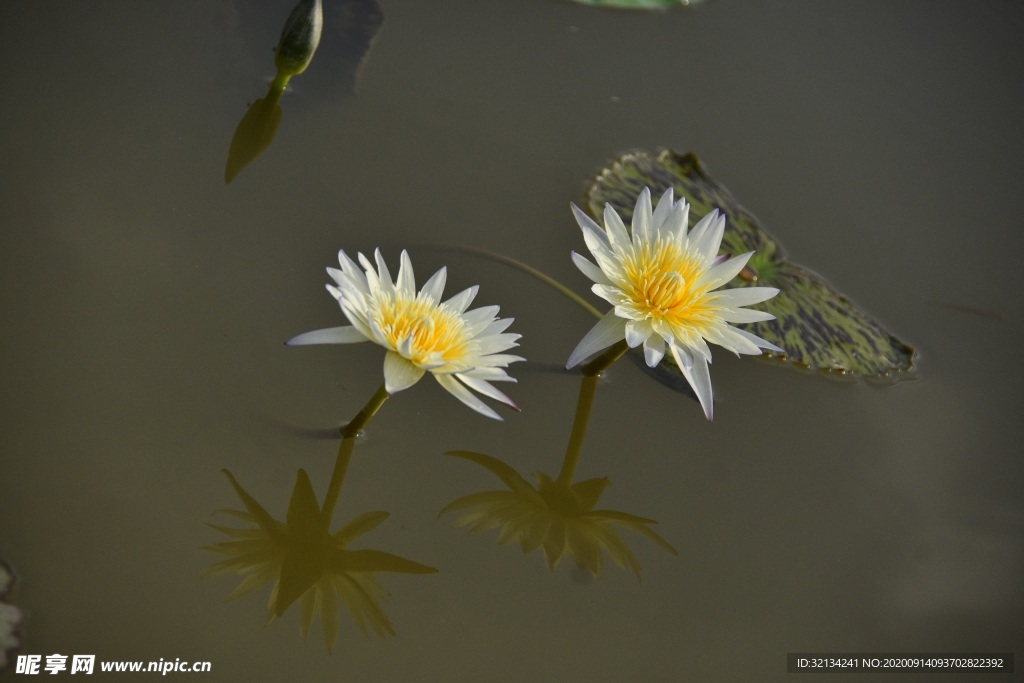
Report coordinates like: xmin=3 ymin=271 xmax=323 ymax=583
xmin=2 ymin=1 xmax=1022 ymax=680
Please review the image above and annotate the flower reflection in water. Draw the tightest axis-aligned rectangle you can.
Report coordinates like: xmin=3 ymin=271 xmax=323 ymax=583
xmin=206 ymin=452 xmax=436 ymax=650
xmin=441 ymin=451 xmax=675 ymax=580
xmin=442 ymin=370 xmax=676 ymax=580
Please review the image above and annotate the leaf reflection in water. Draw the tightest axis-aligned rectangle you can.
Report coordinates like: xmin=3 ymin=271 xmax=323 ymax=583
xmin=442 ymin=370 xmax=676 ymax=581
xmin=205 ymin=463 xmax=436 ymax=650
xmin=225 ymin=0 xmax=385 ymax=182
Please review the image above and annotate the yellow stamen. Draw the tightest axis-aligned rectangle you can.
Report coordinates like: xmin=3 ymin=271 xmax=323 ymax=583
xmin=620 ymin=239 xmax=714 ymax=332
xmin=372 ymin=295 xmax=469 ymax=366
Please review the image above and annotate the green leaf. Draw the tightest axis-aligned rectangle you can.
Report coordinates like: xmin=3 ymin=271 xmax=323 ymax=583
xmin=587 ymin=150 xmax=916 ymax=380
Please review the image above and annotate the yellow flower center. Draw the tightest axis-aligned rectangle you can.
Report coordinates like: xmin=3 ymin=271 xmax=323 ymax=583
xmin=621 ymin=239 xmax=713 ymax=330
xmin=372 ymin=295 xmax=469 ymax=366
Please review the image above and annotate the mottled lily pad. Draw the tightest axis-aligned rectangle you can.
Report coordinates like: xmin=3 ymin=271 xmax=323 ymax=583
xmin=587 ymin=150 xmax=916 ymax=379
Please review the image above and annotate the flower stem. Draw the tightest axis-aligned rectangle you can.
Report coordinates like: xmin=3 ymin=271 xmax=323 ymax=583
xmin=269 ymin=72 xmax=291 ymax=97
xmin=556 ymin=340 xmax=630 ymax=486
xmin=437 ymin=244 xmax=604 ymax=320
xmin=556 ymin=373 xmax=598 ymax=486
xmin=320 ymin=436 xmax=355 ymax=525
xmin=320 ymin=384 xmax=390 ymax=524
xmin=580 ymin=339 xmax=629 ymax=377
xmin=341 ymin=384 xmax=390 ymax=439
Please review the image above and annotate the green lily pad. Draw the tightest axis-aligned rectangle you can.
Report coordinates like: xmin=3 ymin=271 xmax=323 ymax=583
xmin=587 ymin=150 xmax=916 ymax=380
xmin=564 ymin=0 xmax=702 ymax=8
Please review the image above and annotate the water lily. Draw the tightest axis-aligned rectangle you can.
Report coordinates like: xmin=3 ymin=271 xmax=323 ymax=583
xmin=205 ymin=469 xmax=436 ymax=649
xmin=288 ymin=249 xmax=524 ymax=420
xmin=441 ymin=451 xmax=676 ymax=580
xmin=567 ymin=187 xmax=782 ymax=420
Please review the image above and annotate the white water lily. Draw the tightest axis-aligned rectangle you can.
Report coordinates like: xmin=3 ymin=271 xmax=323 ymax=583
xmin=567 ymin=187 xmax=782 ymax=421
xmin=288 ymin=249 xmax=524 ymax=420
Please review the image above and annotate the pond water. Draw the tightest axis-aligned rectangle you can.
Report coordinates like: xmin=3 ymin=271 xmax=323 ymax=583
xmin=2 ymin=1 xmax=1022 ymax=681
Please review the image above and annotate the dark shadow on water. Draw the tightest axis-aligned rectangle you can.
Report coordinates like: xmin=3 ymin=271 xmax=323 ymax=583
xmin=225 ymin=0 xmax=384 ymax=183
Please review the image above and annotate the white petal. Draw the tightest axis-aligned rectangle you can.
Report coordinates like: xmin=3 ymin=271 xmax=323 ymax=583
xmin=455 ymin=374 xmax=518 ymax=409
xmin=651 ymin=187 xmax=675 ymax=230
xmin=571 ymin=251 xmax=612 ymax=286
xmin=476 ymin=332 xmax=521 ymax=354
xmin=337 ymin=249 xmax=362 ymax=278
xmin=729 ymin=325 xmax=785 ymax=353
xmin=571 ymin=203 xmax=607 ymax=241
xmin=462 ymin=366 xmax=517 ymax=381
xmin=624 ymin=319 xmax=653 ymax=348
xmin=682 ymin=333 xmax=713 ymax=362
xmin=480 ymin=317 xmax=515 ymax=336
xmin=374 ymin=249 xmax=396 ymax=295
xmin=686 ymin=210 xmax=717 ymax=252
xmin=420 ymin=266 xmax=447 ymax=303
xmin=444 ymin=285 xmax=478 ymax=314
xmin=580 ymin=225 xmax=614 ymax=266
xmin=473 ymin=353 xmax=525 ymax=368
xmin=708 ymin=286 xmax=780 ymax=308
xmin=571 ymin=204 xmax=612 ymax=258
xmin=396 ymin=250 xmax=416 ymax=294
xmin=358 ymin=252 xmax=382 ymax=294
xmin=631 ymin=187 xmax=653 ymax=242
xmin=692 ymin=212 xmax=726 ymax=263
xmin=592 ymin=283 xmax=627 ymax=307
xmin=339 ymin=299 xmax=375 ymax=339
xmin=694 ymin=252 xmax=753 ymax=290
xmin=643 ymin=335 xmax=666 ymax=367
xmin=383 ymin=351 xmax=425 ymax=393
xmin=719 ymin=307 xmax=776 ymax=324
xmin=665 ymin=201 xmax=689 ymax=243
xmin=566 ymin=310 xmax=626 ymax=369
xmin=462 ymin=305 xmax=500 ymax=330
xmin=435 ymin=373 xmax=501 ymax=420
xmin=285 ymin=326 xmax=369 ymax=346
xmin=603 ymin=203 xmax=631 ymax=251
xmin=671 ymin=344 xmax=714 ymax=421
xmin=704 ymin=325 xmax=763 ymax=356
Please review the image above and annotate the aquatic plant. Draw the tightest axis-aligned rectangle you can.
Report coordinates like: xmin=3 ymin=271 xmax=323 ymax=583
xmin=588 ymin=151 xmax=917 ymax=379
xmin=288 ymin=249 xmax=523 ymax=420
xmin=442 ymin=353 xmax=677 ymax=579
xmin=206 ymin=468 xmax=436 ymax=650
xmin=568 ymin=187 xmax=781 ymax=420
xmin=442 ymin=451 xmax=675 ymax=580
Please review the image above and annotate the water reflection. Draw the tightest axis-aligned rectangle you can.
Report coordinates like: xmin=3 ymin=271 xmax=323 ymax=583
xmin=225 ymin=0 xmax=384 ymax=183
xmin=225 ymin=0 xmax=322 ymax=183
xmin=442 ymin=364 xmax=677 ymax=580
xmin=207 ymin=249 xmax=523 ymax=649
xmin=205 ymin=439 xmax=436 ymax=650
